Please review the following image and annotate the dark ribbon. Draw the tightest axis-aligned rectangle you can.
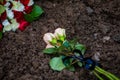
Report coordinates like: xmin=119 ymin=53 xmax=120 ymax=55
xmin=63 ymin=49 xmax=101 ymax=70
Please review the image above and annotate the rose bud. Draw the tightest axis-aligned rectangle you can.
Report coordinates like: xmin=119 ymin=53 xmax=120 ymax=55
xmin=43 ymin=33 xmax=57 ymax=45
xmin=54 ymin=28 xmax=66 ymax=42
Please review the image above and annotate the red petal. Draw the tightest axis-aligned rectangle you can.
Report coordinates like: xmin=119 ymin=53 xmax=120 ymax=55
xmin=20 ymin=0 xmax=30 ymax=6
xmin=18 ymin=20 xmax=29 ymax=31
xmin=0 ymin=23 xmax=3 ymax=31
xmin=24 ymin=6 xmax=33 ymax=14
xmin=0 ymin=11 xmax=7 ymax=21
xmin=13 ymin=10 xmax=24 ymax=22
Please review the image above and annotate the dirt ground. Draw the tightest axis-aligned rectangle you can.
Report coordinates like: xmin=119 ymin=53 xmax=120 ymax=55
xmin=0 ymin=0 xmax=120 ymax=80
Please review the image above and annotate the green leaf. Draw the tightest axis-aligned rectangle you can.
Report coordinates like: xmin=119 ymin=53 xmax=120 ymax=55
xmin=69 ymin=39 xmax=77 ymax=51
xmin=62 ymin=56 xmax=73 ymax=67
xmin=0 ymin=5 xmax=5 ymax=15
xmin=24 ymin=5 xmax=44 ymax=22
xmin=63 ymin=40 xmax=70 ymax=47
xmin=77 ymin=62 xmax=82 ymax=67
xmin=50 ymin=57 xmax=66 ymax=71
xmin=75 ymin=43 xmax=86 ymax=55
xmin=0 ymin=31 xmax=3 ymax=39
xmin=43 ymin=48 xmax=57 ymax=54
xmin=67 ymin=65 xmax=75 ymax=71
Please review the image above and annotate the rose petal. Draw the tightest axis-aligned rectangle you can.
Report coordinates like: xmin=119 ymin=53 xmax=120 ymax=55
xmin=46 ymin=44 xmax=54 ymax=48
xmin=13 ymin=10 xmax=24 ymax=22
xmin=24 ymin=6 xmax=33 ymax=14
xmin=12 ymin=1 xmax=25 ymax=11
xmin=0 ymin=23 xmax=3 ymax=31
xmin=43 ymin=33 xmax=55 ymax=44
xmin=2 ymin=19 xmax=10 ymax=26
xmin=18 ymin=20 xmax=29 ymax=31
xmin=28 ymin=0 xmax=34 ymax=6
xmin=6 ymin=8 xmax=14 ymax=19
xmin=0 ymin=11 xmax=7 ymax=21
xmin=20 ymin=0 xmax=30 ymax=6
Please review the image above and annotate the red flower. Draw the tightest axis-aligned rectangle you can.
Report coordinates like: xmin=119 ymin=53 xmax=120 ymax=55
xmin=0 ymin=11 xmax=7 ymax=21
xmin=13 ymin=10 xmax=24 ymax=22
xmin=18 ymin=20 xmax=29 ymax=31
xmin=0 ymin=23 xmax=3 ymax=31
xmin=20 ymin=0 xmax=30 ymax=6
xmin=24 ymin=6 xmax=33 ymax=14
xmin=13 ymin=10 xmax=29 ymax=31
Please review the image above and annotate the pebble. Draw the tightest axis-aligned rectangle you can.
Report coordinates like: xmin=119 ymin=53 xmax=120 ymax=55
xmin=86 ymin=7 xmax=94 ymax=14
xmin=93 ymin=33 xmax=98 ymax=39
xmin=103 ymin=36 xmax=110 ymax=42
xmin=92 ymin=52 xmax=100 ymax=61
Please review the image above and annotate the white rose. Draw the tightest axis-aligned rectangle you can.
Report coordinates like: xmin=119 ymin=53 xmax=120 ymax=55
xmin=54 ymin=28 xmax=66 ymax=41
xmin=6 ymin=8 xmax=14 ymax=19
xmin=12 ymin=1 xmax=24 ymax=11
xmin=2 ymin=19 xmax=19 ymax=32
xmin=43 ymin=33 xmax=57 ymax=45
xmin=2 ymin=19 xmax=10 ymax=26
xmin=46 ymin=44 xmax=54 ymax=48
xmin=28 ymin=0 xmax=34 ymax=6
xmin=11 ymin=19 xmax=19 ymax=31
xmin=4 ymin=2 xmax=10 ymax=7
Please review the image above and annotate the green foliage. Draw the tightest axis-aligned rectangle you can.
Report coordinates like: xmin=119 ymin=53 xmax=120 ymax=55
xmin=50 ymin=57 xmax=66 ymax=71
xmin=0 ymin=5 xmax=5 ymax=15
xmin=24 ymin=5 xmax=44 ymax=22
xmin=62 ymin=56 xmax=75 ymax=71
xmin=75 ymin=43 xmax=86 ymax=55
xmin=0 ymin=31 xmax=2 ymax=39
xmin=43 ymin=48 xmax=57 ymax=54
xmin=77 ymin=62 xmax=82 ymax=67
xmin=63 ymin=40 xmax=70 ymax=48
xmin=43 ymin=39 xmax=87 ymax=71
xmin=66 ymin=65 xmax=75 ymax=71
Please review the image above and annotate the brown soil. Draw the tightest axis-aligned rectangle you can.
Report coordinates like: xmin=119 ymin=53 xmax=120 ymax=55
xmin=0 ymin=0 xmax=120 ymax=80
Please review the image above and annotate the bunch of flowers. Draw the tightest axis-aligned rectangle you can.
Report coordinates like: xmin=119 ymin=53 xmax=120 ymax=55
xmin=0 ymin=0 xmax=43 ymax=33
xmin=43 ymin=28 xmax=120 ymax=80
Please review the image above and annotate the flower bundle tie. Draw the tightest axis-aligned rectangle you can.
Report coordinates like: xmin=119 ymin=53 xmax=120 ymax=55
xmin=63 ymin=50 xmax=100 ymax=70
xmin=43 ymin=28 xmax=120 ymax=80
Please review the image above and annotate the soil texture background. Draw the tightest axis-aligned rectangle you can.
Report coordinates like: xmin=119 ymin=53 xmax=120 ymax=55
xmin=0 ymin=0 xmax=120 ymax=80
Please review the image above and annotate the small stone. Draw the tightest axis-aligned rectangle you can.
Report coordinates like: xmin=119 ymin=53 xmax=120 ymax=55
xmin=53 ymin=4 xmax=56 ymax=7
xmin=103 ymin=36 xmax=110 ymax=42
xmin=86 ymin=7 xmax=94 ymax=14
xmin=92 ymin=52 xmax=100 ymax=61
xmin=93 ymin=33 xmax=98 ymax=39
xmin=113 ymin=34 xmax=120 ymax=43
